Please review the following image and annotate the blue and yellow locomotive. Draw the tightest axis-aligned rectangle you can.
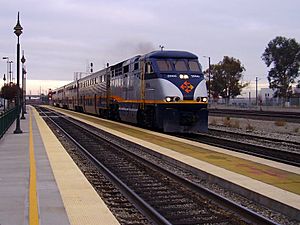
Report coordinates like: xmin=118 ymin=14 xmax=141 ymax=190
xmin=51 ymin=50 xmax=208 ymax=133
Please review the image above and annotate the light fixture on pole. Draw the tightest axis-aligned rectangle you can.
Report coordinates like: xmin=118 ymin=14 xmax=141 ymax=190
xmin=13 ymin=12 xmax=23 ymax=134
xmin=21 ymin=51 xmax=26 ymax=119
xmin=203 ymin=56 xmax=211 ymax=100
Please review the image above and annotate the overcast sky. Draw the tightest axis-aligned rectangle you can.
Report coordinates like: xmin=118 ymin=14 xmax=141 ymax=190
xmin=0 ymin=0 xmax=299 ymax=94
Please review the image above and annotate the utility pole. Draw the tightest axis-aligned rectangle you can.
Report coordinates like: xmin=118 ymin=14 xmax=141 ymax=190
xmin=255 ymin=77 xmax=258 ymax=106
xmin=203 ymin=56 xmax=211 ymax=100
xmin=208 ymin=56 xmax=211 ymax=99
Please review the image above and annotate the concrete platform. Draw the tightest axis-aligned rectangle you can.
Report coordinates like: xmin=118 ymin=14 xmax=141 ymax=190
xmin=48 ymin=106 xmax=300 ymax=221
xmin=0 ymin=106 xmax=119 ymax=225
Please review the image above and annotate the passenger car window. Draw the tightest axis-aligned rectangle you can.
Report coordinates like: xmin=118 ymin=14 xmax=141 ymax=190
xmin=123 ymin=65 xmax=129 ymax=73
xmin=134 ymin=62 xmax=139 ymax=70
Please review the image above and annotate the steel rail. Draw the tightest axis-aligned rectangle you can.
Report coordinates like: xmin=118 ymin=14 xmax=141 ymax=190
xmin=179 ymin=132 xmax=300 ymax=167
xmin=209 ymin=108 xmax=300 ymax=123
xmin=39 ymin=109 xmax=172 ymax=225
xmin=209 ymin=127 xmax=300 ymax=146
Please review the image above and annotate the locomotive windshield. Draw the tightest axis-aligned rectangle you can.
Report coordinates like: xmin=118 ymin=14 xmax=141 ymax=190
xmin=174 ymin=60 xmax=188 ymax=71
xmin=188 ymin=61 xmax=201 ymax=72
xmin=156 ymin=59 xmax=201 ymax=72
xmin=156 ymin=60 xmax=172 ymax=71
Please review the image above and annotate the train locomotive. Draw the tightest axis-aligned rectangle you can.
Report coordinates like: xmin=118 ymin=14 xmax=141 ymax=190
xmin=51 ymin=50 xmax=208 ymax=133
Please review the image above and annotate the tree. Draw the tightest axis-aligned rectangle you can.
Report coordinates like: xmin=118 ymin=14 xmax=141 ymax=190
xmin=1 ymin=83 xmax=19 ymax=100
xmin=262 ymin=36 xmax=300 ymax=101
xmin=206 ymin=56 xmax=248 ymax=103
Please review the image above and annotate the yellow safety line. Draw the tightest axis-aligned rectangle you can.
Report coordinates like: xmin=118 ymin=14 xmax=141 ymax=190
xmin=29 ymin=109 xmax=40 ymax=225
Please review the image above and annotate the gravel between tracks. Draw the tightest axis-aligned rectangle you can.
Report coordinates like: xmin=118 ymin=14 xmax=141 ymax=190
xmin=209 ymin=116 xmax=300 ymax=145
xmin=41 ymin=108 xmax=299 ymax=224
xmin=61 ymin=116 xmax=299 ymax=225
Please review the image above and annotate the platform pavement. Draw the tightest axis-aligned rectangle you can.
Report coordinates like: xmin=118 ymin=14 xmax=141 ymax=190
xmin=0 ymin=109 xmax=70 ymax=225
xmin=0 ymin=106 xmax=120 ymax=225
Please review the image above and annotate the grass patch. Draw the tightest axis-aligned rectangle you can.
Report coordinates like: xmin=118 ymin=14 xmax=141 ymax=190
xmin=232 ymin=120 xmax=240 ymax=129
xmin=222 ymin=117 xmax=240 ymax=129
xmin=274 ymin=120 xmax=286 ymax=127
xmin=245 ymin=122 xmax=255 ymax=132
xmin=223 ymin=117 xmax=231 ymax=127
xmin=210 ymin=118 xmax=217 ymax=126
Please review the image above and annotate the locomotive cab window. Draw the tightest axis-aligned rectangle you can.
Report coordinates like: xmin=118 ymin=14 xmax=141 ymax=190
xmin=174 ymin=60 xmax=187 ymax=71
xmin=188 ymin=60 xmax=201 ymax=72
xmin=146 ymin=62 xmax=153 ymax=74
xmin=156 ymin=60 xmax=172 ymax=72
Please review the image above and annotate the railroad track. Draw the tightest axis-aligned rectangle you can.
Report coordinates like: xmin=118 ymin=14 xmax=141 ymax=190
xmin=209 ymin=108 xmax=300 ymax=123
xmin=36 ymin=106 xmax=278 ymax=225
xmin=209 ymin=127 xmax=300 ymax=147
xmin=178 ymin=130 xmax=300 ymax=167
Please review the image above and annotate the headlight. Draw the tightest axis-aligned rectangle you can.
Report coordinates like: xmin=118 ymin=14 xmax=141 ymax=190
xmin=179 ymin=74 xmax=189 ymax=79
xmin=201 ymin=97 xmax=208 ymax=102
xmin=165 ymin=97 xmax=172 ymax=102
xmin=196 ymin=97 xmax=208 ymax=102
xmin=165 ymin=96 xmax=180 ymax=102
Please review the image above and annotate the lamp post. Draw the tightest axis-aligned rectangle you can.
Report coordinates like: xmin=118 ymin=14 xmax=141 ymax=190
xmin=23 ymin=65 xmax=27 ymax=114
xmin=2 ymin=57 xmax=9 ymax=81
xmin=13 ymin=12 xmax=23 ymax=134
xmin=203 ymin=56 xmax=211 ymax=100
xmin=8 ymin=61 xmax=13 ymax=83
xmin=3 ymin=58 xmax=13 ymax=83
xmin=2 ymin=74 xmax=6 ymax=111
xmin=21 ymin=51 xmax=26 ymax=119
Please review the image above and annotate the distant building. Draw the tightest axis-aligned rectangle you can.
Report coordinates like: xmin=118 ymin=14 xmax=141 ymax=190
xmin=293 ymin=86 xmax=300 ymax=95
xmin=260 ymin=88 xmax=275 ymax=101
